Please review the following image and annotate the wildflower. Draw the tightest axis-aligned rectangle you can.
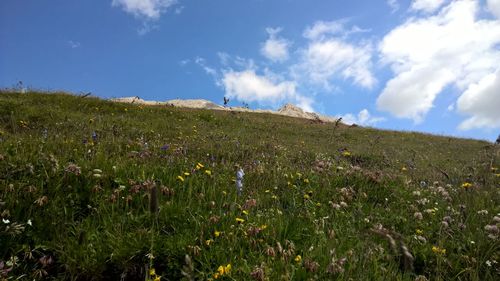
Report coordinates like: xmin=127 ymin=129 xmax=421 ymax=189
xmin=260 ymin=225 xmax=268 ymax=230
xmin=491 ymin=167 xmax=498 ymax=172
xmin=431 ymin=246 xmax=446 ymax=255
xmin=214 ymin=231 xmax=221 ymax=238
xmin=27 ymin=219 xmax=32 ymax=226
xmin=461 ymin=182 xmax=473 ymax=189
xmin=205 ymin=169 xmax=212 ymax=176
xmin=303 ymin=178 xmax=310 ymax=184
xmin=342 ymin=151 xmax=351 ymax=157
xmin=477 ymin=210 xmax=489 ymax=215
xmin=271 ymin=195 xmax=278 ymax=199
xmin=196 ymin=163 xmax=204 ymax=169
xmin=154 ymin=276 xmax=161 ymax=281
xmin=242 ymin=210 xmax=249 ymax=215
xmin=2 ymin=219 xmax=10 ymax=224
xmin=303 ymin=194 xmax=310 ymax=200
xmin=416 ymin=229 xmax=423 ymax=235
xmin=236 ymin=166 xmax=245 ymax=196
xmin=205 ymin=239 xmax=214 ymax=246
xmin=236 ymin=218 xmax=245 ymax=224
xmin=294 ymin=255 xmax=302 ymax=263
xmin=64 ymin=163 xmax=81 ymax=176
xmin=149 ymin=268 xmax=156 ymax=276
xmin=184 ymin=172 xmax=190 ymax=176
xmin=177 ymin=175 xmax=185 ymax=182
xmin=401 ymin=167 xmax=407 ymax=171
xmin=414 ymin=212 xmax=423 ymax=220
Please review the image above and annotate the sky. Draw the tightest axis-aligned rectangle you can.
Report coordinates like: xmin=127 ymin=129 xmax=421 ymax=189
xmin=1 ymin=0 xmax=499 ymax=141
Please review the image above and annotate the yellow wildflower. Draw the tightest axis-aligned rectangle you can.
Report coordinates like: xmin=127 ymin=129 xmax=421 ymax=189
xmin=303 ymin=178 xmax=310 ymax=184
xmin=316 ymin=202 xmax=321 ymax=207
xmin=149 ymin=268 xmax=156 ymax=276
xmin=260 ymin=225 xmax=268 ymax=230
xmin=196 ymin=163 xmax=204 ymax=169
xmin=461 ymin=182 xmax=473 ymax=189
xmin=342 ymin=151 xmax=351 ymax=157
xmin=416 ymin=229 xmax=423 ymax=235
xmin=242 ymin=210 xmax=249 ymax=215
xmin=154 ymin=276 xmax=161 ymax=281
xmin=177 ymin=175 xmax=184 ymax=182
xmin=184 ymin=172 xmax=190 ymax=176
xmin=205 ymin=169 xmax=212 ymax=176
xmin=401 ymin=167 xmax=407 ymax=171
xmin=225 ymin=264 xmax=231 ymax=274
xmin=432 ymin=246 xmax=446 ymax=255
xmin=303 ymin=194 xmax=310 ymax=200
xmin=214 ymin=231 xmax=221 ymax=237
xmin=205 ymin=239 xmax=214 ymax=246
xmin=271 ymin=195 xmax=278 ymax=199
xmin=294 ymin=255 xmax=302 ymax=263
xmin=236 ymin=217 xmax=245 ymax=224
xmin=217 ymin=265 xmax=225 ymax=275
xmin=213 ymin=272 xmax=220 ymax=279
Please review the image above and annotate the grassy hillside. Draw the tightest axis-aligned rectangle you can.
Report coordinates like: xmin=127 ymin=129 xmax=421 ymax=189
xmin=0 ymin=91 xmax=499 ymax=280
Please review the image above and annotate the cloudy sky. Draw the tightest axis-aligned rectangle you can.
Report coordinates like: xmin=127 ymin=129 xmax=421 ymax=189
xmin=1 ymin=0 xmax=499 ymax=141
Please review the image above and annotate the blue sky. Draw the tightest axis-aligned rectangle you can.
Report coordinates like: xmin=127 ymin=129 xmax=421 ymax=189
xmin=1 ymin=0 xmax=499 ymax=141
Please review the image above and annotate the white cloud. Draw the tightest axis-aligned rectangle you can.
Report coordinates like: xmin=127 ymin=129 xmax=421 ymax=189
xmin=340 ymin=109 xmax=385 ymax=126
xmin=112 ymin=0 xmax=177 ymax=20
xmin=195 ymin=57 xmax=217 ymax=77
xmin=67 ymin=40 xmax=80 ymax=48
xmin=387 ymin=0 xmax=400 ymax=13
xmin=377 ymin=0 xmax=500 ymax=127
xmin=295 ymin=38 xmax=375 ymax=89
xmin=222 ymin=70 xmax=313 ymax=112
xmin=457 ymin=70 xmax=500 ymax=130
xmin=411 ymin=0 xmax=447 ymax=13
xmin=303 ymin=20 xmax=345 ymax=40
xmin=488 ymin=0 xmax=500 ymax=18
xmin=260 ymin=27 xmax=290 ymax=62
xmin=293 ymin=21 xmax=376 ymax=90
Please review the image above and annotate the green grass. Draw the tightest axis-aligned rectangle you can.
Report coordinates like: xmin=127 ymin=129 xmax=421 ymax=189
xmin=0 ymin=90 xmax=499 ymax=280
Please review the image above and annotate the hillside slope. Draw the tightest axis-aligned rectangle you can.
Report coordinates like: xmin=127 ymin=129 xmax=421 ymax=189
xmin=0 ymin=91 xmax=499 ymax=280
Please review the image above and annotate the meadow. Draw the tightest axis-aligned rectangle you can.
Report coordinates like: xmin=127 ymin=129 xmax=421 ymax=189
xmin=0 ymin=91 xmax=499 ymax=280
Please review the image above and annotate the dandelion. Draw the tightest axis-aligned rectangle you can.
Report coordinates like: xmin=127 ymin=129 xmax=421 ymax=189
xmin=294 ymin=255 xmax=302 ymax=263
xmin=177 ymin=175 xmax=185 ymax=182
xmin=432 ymin=246 xmax=446 ymax=255
xmin=236 ymin=218 xmax=245 ymax=224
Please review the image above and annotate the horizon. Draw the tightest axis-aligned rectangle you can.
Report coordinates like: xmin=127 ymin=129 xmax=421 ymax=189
xmin=1 ymin=0 xmax=499 ymax=141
